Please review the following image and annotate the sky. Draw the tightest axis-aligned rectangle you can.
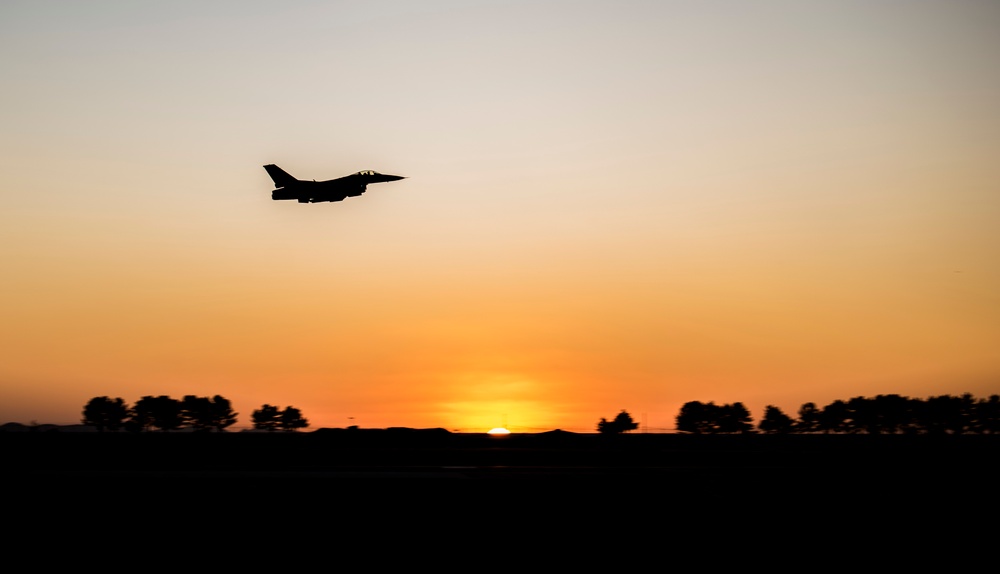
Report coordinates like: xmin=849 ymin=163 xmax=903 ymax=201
xmin=2 ymin=0 xmax=998 ymax=432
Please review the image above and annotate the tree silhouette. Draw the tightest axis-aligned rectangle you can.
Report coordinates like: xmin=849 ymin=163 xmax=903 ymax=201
xmin=871 ymin=394 xmax=915 ymax=434
xmin=758 ymin=405 xmax=794 ymax=434
xmin=210 ymin=395 xmax=239 ymax=431
xmin=71 ymin=390 xmax=1000 ymax=437
xmin=680 ymin=393 xmax=1000 ymax=435
xmin=975 ymin=395 xmax=1000 ymax=434
xmin=181 ymin=395 xmax=238 ymax=432
xmin=675 ymin=401 xmax=715 ymax=434
xmin=846 ymin=395 xmax=876 ymax=433
xmin=676 ymin=401 xmax=754 ymax=434
xmin=597 ymin=410 xmax=639 ymax=434
xmin=251 ymin=404 xmax=310 ymax=432
xmin=278 ymin=406 xmax=309 ymax=432
xmin=252 ymin=404 xmax=282 ymax=431
xmin=717 ymin=402 xmax=755 ymax=433
xmin=82 ymin=396 xmax=129 ymax=432
xmin=129 ymin=395 xmax=183 ymax=432
xmin=921 ymin=393 xmax=977 ymax=434
xmin=795 ymin=402 xmax=822 ymax=433
xmin=817 ymin=400 xmax=849 ymax=434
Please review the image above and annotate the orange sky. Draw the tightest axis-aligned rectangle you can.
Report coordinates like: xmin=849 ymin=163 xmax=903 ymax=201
xmin=2 ymin=1 xmax=998 ymax=432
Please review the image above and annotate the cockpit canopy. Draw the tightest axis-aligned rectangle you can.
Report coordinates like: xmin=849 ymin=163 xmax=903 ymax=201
xmin=357 ymin=170 xmax=377 ymax=176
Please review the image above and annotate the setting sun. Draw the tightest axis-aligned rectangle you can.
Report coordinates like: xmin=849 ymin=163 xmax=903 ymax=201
xmin=487 ymin=428 xmax=511 ymax=436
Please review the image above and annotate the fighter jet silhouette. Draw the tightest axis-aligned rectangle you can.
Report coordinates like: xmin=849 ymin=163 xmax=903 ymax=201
xmin=264 ymin=164 xmax=405 ymax=203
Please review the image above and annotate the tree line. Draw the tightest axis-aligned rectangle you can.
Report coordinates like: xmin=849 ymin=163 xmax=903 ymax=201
xmin=81 ymin=395 xmax=309 ymax=432
xmin=82 ymin=391 xmax=999 ymax=434
xmin=669 ymin=393 xmax=1000 ymax=435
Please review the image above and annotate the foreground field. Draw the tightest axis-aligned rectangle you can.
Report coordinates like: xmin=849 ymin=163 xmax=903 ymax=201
xmin=5 ymin=427 xmax=997 ymax=546
xmin=5 ymin=427 xmax=997 ymax=483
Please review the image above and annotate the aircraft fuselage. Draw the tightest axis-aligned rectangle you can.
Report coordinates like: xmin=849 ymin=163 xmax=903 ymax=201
xmin=264 ymin=164 xmax=405 ymax=203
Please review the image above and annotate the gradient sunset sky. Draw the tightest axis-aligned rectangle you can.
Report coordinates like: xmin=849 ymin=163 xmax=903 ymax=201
xmin=2 ymin=1 xmax=998 ymax=432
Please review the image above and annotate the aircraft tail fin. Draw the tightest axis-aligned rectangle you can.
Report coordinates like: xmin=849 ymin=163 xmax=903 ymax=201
xmin=263 ymin=164 xmax=299 ymax=188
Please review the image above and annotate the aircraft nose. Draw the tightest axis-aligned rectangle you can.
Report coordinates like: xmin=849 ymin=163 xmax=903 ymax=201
xmin=381 ymin=174 xmax=405 ymax=182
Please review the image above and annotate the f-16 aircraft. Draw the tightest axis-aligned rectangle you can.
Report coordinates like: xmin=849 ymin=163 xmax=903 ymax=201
xmin=264 ymin=164 xmax=405 ymax=203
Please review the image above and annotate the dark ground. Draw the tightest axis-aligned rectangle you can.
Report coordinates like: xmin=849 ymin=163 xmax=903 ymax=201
xmin=4 ymin=428 xmax=997 ymax=553
xmin=5 ymin=426 xmax=997 ymax=487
